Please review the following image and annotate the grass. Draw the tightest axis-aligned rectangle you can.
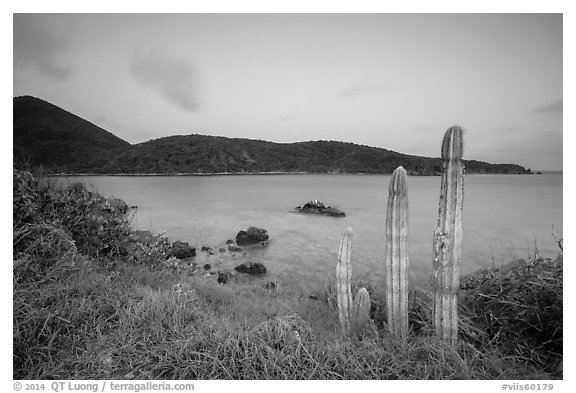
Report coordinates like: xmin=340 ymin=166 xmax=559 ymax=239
xmin=12 ymin=169 xmax=563 ymax=380
xmin=459 ymin=256 xmax=563 ymax=375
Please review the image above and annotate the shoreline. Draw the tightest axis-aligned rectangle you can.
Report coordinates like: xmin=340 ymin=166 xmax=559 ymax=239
xmin=13 ymin=168 xmax=563 ymax=379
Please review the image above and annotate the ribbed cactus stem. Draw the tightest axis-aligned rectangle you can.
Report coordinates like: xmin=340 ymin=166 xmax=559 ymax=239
xmin=337 ymin=227 xmax=354 ymax=336
xmin=433 ymin=126 xmax=464 ymax=346
xmin=351 ymin=287 xmax=371 ymax=334
xmin=385 ymin=166 xmax=409 ymax=338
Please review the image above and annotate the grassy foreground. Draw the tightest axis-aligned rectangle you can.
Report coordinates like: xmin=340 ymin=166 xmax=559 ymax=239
xmin=13 ymin=169 xmax=562 ymax=379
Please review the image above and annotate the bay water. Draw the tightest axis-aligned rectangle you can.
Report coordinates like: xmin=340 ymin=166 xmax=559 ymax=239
xmin=59 ymin=173 xmax=562 ymax=295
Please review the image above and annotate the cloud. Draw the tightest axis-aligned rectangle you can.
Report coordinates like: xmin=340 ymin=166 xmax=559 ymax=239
xmin=13 ymin=14 xmax=72 ymax=80
xmin=130 ymin=51 xmax=199 ymax=112
xmin=338 ymin=82 xmax=394 ymax=98
xmin=532 ymin=99 xmax=563 ymax=115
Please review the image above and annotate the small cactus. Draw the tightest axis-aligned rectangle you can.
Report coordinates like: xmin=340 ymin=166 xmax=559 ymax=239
xmin=336 ymin=227 xmax=354 ymax=335
xmin=351 ymin=287 xmax=371 ymax=334
xmin=432 ymin=126 xmax=464 ymax=346
xmin=384 ymin=166 xmax=409 ymax=338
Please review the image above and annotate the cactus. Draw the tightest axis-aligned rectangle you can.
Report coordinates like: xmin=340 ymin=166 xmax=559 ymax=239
xmin=384 ymin=166 xmax=409 ymax=338
xmin=336 ymin=227 xmax=354 ymax=335
xmin=432 ymin=126 xmax=464 ymax=346
xmin=351 ymin=287 xmax=371 ymax=334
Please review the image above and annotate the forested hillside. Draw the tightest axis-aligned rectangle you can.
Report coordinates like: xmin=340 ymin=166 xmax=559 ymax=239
xmin=13 ymin=96 xmax=533 ymax=175
xmin=101 ymin=134 xmax=532 ymax=175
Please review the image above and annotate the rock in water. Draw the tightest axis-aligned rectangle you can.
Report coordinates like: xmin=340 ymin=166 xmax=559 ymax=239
xmin=235 ymin=262 xmax=267 ymax=275
xmin=236 ymin=227 xmax=269 ymax=246
xmin=293 ymin=200 xmax=345 ymax=217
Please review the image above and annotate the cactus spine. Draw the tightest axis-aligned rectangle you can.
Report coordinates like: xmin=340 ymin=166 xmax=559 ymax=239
xmin=432 ymin=126 xmax=464 ymax=346
xmin=351 ymin=287 xmax=371 ymax=334
xmin=384 ymin=166 xmax=409 ymax=338
xmin=337 ymin=227 xmax=354 ymax=335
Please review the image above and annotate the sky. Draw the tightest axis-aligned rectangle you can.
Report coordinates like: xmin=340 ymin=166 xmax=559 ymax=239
xmin=13 ymin=13 xmax=563 ymax=170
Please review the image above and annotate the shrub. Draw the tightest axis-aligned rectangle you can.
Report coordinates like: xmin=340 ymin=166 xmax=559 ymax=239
xmin=46 ymin=182 xmax=133 ymax=258
xmin=13 ymin=169 xmax=40 ymax=226
xmin=459 ymin=256 xmax=563 ymax=376
xmin=125 ymin=230 xmax=172 ymax=266
xmin=12 ymin=170 xmax=168 ymax=266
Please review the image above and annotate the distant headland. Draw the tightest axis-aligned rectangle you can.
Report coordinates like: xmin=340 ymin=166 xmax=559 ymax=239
xmin=13 ymin=95 xmax=534 ymax=176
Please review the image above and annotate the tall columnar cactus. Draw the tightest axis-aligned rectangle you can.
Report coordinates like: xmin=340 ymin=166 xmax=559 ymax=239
xmin=385 ymin=166 xmax=409 ymax=338
xmin=351 ymin=287 xmax=371 ymax=334
xmin=337 ymin=227 xmax=354 ymax=335
xmin=432 ymin=126 xmax=464 ymax=346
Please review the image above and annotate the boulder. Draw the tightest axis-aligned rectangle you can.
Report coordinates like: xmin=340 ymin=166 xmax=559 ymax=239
xmin=235 ymin=262 xmax=267 ymax=275
xmin=236 ymin=227 xmax=269 ymax=246
xmin=169 ymin=241 xmax=196 ymax=259
xmin=293 ymin=200 xmax=345 ymax=217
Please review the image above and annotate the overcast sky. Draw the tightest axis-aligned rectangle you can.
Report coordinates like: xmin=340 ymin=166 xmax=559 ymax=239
xmin=13 ymin=13 xmax=562 ymax=170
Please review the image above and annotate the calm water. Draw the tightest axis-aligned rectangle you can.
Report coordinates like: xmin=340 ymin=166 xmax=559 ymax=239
xmin=59 ymin=173 xmax=563 ymax=294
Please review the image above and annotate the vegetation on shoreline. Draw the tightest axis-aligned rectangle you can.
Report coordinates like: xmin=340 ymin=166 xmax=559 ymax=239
xmin=14 ymin=96 xmax=533 ymax=176
xmin=13 ymin=169 xmax=562 ymax=379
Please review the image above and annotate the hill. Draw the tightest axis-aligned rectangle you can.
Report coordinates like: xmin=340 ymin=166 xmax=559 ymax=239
xmin=13 ymin=96 xmax=130 ymax=172
xmin=102 ymin=134 xmax=532 ymax=175
xmin=13 ymin=96 xmax=533 ymax=175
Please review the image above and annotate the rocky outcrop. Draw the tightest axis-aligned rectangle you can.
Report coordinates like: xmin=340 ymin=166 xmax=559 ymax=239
xmin=168 ymin=241 xmax=196 ymax=259
xmin=236 ymin=227 xmax=269 ymax=246
xmin=293 ymin=200 xmax=345 ymax=217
